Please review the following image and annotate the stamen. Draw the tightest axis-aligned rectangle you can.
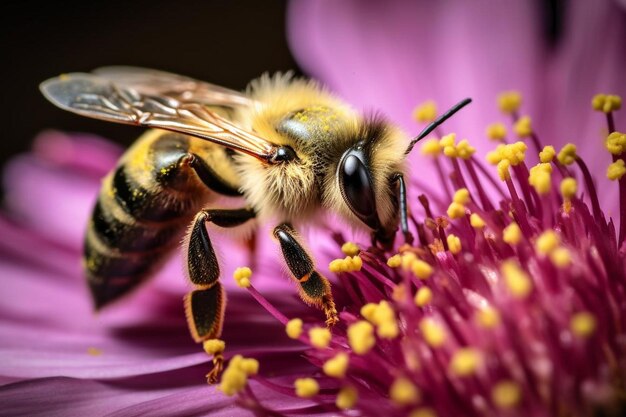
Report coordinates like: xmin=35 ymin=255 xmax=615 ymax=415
xmin=414 ymin=287 xmax=433 ymax=307
xmin=233 ymin=266 xmax=252 ymax=288
xmin=539 ymin=145 xmax=556 ymax=163
xmin=387 ymin=254 xmax=402 ymax=268
xmin=497 ymin=91 xmax=522 ymax=115
xmin=219 ymin=355 xmax=259 ymax=396
xmin=285 ymin=318 xmax=303 ymax=339
xmin=341 ymin=242 xmax=360 ymax=256
xmin=323 ymin=352 xmax=349 ymax=378
xmin=475 ymin=306 xmax=501 ymax=328
xmin=605 ymin=132 xmax=626 ymax=155
xmin=390 ymin=377 xmax=421 ymax=406
xmin=413 ymin=100 xmax=438 ymax=123
xmin=412 ymin=259 xmax=434 ymax=280
xmin=501 ymin=261 xmax=533 ymax=299
xmin=502 ymin=223 xmax=522 ymax=245
xmin=535 ymin=230 xmax=559 ymax=255
xmin=607 ymin=160 xmax=626 ymax=180
xmin=410 ymin=408 xmax=438 ymax=417
xmin=486 ymin=122 xmax=507 ymax=142
xmin=447 ymin=234 xmax=462 ymax=254
xmin=570 ymin=312 xmax=597 ymax=338
xmin=294 ymin=378 xmax=319 ymax=398
xmin=470 ymin=213 xmax=485 ymax=229
xmin=557 ymin=144 xmax=577 ymax=166
xmin=336 ymin=386 xmax=358 ymax=410
xmin=419 ymin=318 xmax=447 ymax=347
xmin=449 ymin=348 xmax=482 ymax=376
xmin=308 ymin=327 xmax=332 ymax=348
xmin=550 ymin=247 xmax=572 ymax=268
xmin=491 ymin=380 xmax=522 ymax=409
xmin=347 ymin=321 xmax=376 ymax=354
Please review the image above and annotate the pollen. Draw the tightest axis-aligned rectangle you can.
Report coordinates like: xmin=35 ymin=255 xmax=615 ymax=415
xmin=401 ymin=252 xmax=418 ymax=270
xmin=501 ymin=260 xmax=533 ymax=298
xmin=372 ymin=301 xmax=399 ymax=339
xmin=347 ymin=321 xmax=376 ymax=355
xmin=486 ymin=122 xmax=507 ymax=141
xmin=329 ymin=258 xmax=344 ymax=273
xmin=607 ymin=159 xmax=626 ymax=181
xmin=419 ymin=318 xmax=447 ymax=347
xmin=449 ymin=348 xmax=482 ymax=376
xmin=447 ymin=202 xmax=466 ymax=219
xmin=294 ymin=378 xmax=319 ymax=398
xmin=605 ymin=131 xmax=626 ymax=155
xmin=203 ymin=339 xmax=225 ymax=355
xmin=539 ymin=145 xmax=556 ymax=163
xmin=390 ymin=377 xmax=421 ymax=406
xmin=336 ymin=386 xmax=358 ymax=410
xmin=409 ymin=408 xmax=437 ymax=417
xmin=219 ymin=355 xmax=259 ymax=396
xmin=341 ymin=241 xmax=360 ymax=256
xmin=285 ymin=318 xmax=303 ymax=339
xmin=550 ymin=247 xmax=572 ymax=268
xmin=447 ymin=234 xmax=462 ymax=254
xmin=535 ymin=230 xmax=560 ymax=255
xmin=420 ymin=138 xmax=442 ymax=157
xmin=498 ymin=91 xmax=522 ymax=114
xmin=453 ymin=188 xmax=470 ymax=204
xmin=528 ymin=163 xmax=552 ymax=195
xmin=329 ymin=256 xmax=363 ymax=273
xmin=323 ymin=352 xmax=349 ymax=378
xmin=513 ymin=116 xmax=532 ymax=138
xmin=387 ymin=254 xmax=402 ymax=268
xmin=486 ymin=145 xmax=505 ymax=165
xmin=456 ymin=139 xmax=476 ymax=160
xmin=309 ymin=327 xmax=332 ymax=348
xmin=412 ymin=259 xmax=434 ymax=280
xmin=413 ymin=100 xmax=438 ymax=123
xmin=476 ymin=306 xmax=501 ymax=328
xmin=560 ymin=177 xmax=577 ymax=199
xmin=592 ymin=94 xmax=622 ymax=113
xmin=557 ymin=143 xmax=578 ymax=166
xmin=502 ymin=222 xmax=522 ymax=245
xmin=440 ymin=133 xmax=458 ymax=158
xmin=492 ymin=380 xmax=522 ymax=409
xmin=414 ymin=287 xmax=433 ymax=307
xmin=470 ymin=213 xmax=485 ymax=229
xmin=570 ymin=312 xmax=597 ymax=338
xmin=497 ymin=159 xmax=511 ymax=181
xmin=233 ymin=266 xmax=252 ymax=288
xmin=360 ymin=303 xmax=378 ymax=322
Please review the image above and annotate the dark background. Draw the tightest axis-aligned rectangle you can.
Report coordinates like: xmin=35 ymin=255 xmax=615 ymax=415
xmin=0 ymin=0 xmax=300 ymax=170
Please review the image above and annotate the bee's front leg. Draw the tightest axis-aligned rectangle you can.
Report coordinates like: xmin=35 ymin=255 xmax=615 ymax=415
xmin=392 ymin=172 xmax=414 ymax=245
xmin=273 ymin=223 xmax=338 ymax=327
xmin=183 ymin=207 xmax=256 ymax=383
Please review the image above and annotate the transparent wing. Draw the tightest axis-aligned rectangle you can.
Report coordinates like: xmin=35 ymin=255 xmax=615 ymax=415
xmin=92 ymin=66 xmax=255 ymax=108
xmin=40 ymin=73 xmax=277 ymax=161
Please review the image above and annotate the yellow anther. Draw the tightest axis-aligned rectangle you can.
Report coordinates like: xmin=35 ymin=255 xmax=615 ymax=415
xmin=513 ymin=116 xmax=532 ymax=138
xmin=528 ymin=165 xmax=551 ymax=195
xmin=486 ymin=122 xmax=507 ymax=141
xmin=502 ymin=223 xmax=522 ymax=245
xmin=360 ymin=303 xmax=378 ymax=322
xmin=443 ymin=145 xmax=458 ymax=158
xmin=401 ymin=252 xmax=418 ymax=270
xmin=372 ymin=301 xmax=399 ymax=339
xmin=456 ymin=139 xmax=476 ymax=160
xmin=447 ymin=234 xmax=462 ymax=254
xmin=607 ymin=159 xmax=626 ymax=180
xmin=219 ymin=355 xmax=259 ymax=396
xmin=439 ymin=133 xmax=456 ymax=147
xmin=323 ymin=352 xmax=349 ymax=378
xmin=414 ymin=287 xmax=433 ymax=307
xmin=341 ymin=242 xmax=359 ymax=256
xmin=449 ymin=348 xmax=482 ymax=376
xmin=419 ymin=318 xmax=447 ymax=347
xmin=347 ymin=321 xmax=376 ymax=355
xmin=535 ymin=230 xmax=560 ymax=255
xmin=453 ymin=188 xmax=470 ymax=204
xmin=390 ymin=377 xmax=420 ymax=406
xmin=420 ymin=138 xmax=442 ymax=157
xmin=539 ymin=145 xmax=556 ymax=163
xmin=570 ymin=312 xmax=596 ymax=338
xmin=470 ymin=213 xmax=485 ymax=229
xmin=592 ymin=94 xmax=622 ymax=113
xmin=286 ymin=318 xmax=303 ymax=339
xmin=560 ymin=178 xmax=577 ymax=199
xmin=409 ymin=408 xmax=437 ymax=417
xmin=606 ymin=131 xmax=626 ymax=155
xmin=486 ymin=144 xmax=506 ymax=165
xmin=492 ymin=380 xmax=522 ymax=409
xmin=349 ymin=255 xmax=363 ymax=271
xmin=387 ymin=254 xmax=402 ymax=268
xmin=557 ymin=143 xmax=578 ymax=166
xmin=501 ymin=260 xmax=533 ymax=298
xmin=497 ymin=159 xmax=511 ymax=181
xmin=476 ymin=306 xmax=501 ymax=328
xmin=203 ymin=339 xmax=225 ymax=355
xmin=550 ymin=247 xmax=572 ymax=268
xmin=233 ymin=266 xmax=252 ymax=288
xmin=309 ymin=327 xmax=332 ymax=348
xmin=329 ymin=258 xmax=346 ymax=273
xmin=447 ymin=202 xmax=466 ymax=219
xmin=336 ymin=386 xmax=358 ymax=410
xmin=392 ymin=283 xmax=408 ymax=302
xmin=498 ymin=91 xmax=522 ymax=114
xmin=505 ymin=141 xmax=528 ymax=165
xmin=412 ymin=259 xmax=434 ymax=280
xmin=294 ymin=378 xmax=319 ymax=398
xmin=413 ymin=100 xmax=438 ymax=123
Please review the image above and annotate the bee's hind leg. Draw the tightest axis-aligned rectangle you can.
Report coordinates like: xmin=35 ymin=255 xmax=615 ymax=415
xmin=183 ymin=207 xmax=256 ymax=383
xmin=273 ymin=223 xmax=338 ymax=327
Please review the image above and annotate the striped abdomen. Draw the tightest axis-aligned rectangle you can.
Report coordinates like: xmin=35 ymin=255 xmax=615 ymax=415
xmin=84 ymin=131 xmax=241 ymax=308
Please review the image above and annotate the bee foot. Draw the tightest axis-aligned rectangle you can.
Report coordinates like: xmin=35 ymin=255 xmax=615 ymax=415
xmin=205 ymin=355 xmax=224 ymax=385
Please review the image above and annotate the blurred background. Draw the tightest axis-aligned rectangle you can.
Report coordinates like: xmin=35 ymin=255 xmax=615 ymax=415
xmin=0 ymin=0 xmax=300 ymax=173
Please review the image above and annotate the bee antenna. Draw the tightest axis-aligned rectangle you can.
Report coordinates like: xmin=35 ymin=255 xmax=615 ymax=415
xmin=404 ymin=98 xmax=472 ymax=155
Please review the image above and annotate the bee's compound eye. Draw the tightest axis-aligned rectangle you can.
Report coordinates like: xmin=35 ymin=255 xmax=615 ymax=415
xmin=339 ymin=151 xmax=379 ymax=229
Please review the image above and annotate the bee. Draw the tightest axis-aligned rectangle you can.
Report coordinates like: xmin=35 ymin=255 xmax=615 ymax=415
xmin=41 ymin=67 xmax=470 ymax=381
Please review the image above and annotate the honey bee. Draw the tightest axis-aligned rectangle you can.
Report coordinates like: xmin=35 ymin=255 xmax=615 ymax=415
xmin=41 ymin=67 xmax=470 ymax=381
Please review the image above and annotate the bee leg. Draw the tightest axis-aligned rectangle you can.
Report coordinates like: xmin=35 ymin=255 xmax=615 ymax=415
xmin=183 ymin=207 xmax=256 ymax=383
xmin=393 ymin=173 xmax=414 ymax=245
xmin=273 ymin=223 xmax=338 ymax=327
